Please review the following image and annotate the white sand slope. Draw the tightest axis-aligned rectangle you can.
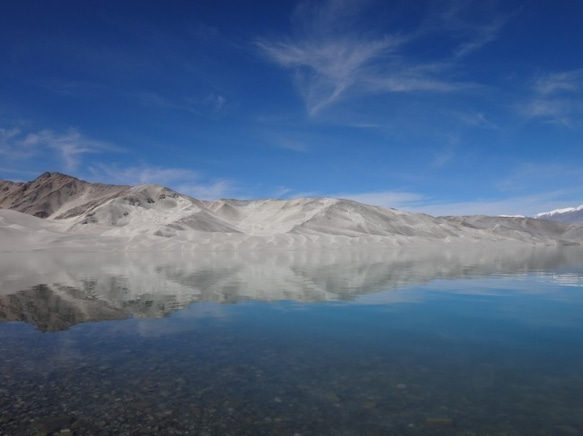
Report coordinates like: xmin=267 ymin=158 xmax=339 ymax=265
xmin=0 ymin=172 xmax=581 ymax=252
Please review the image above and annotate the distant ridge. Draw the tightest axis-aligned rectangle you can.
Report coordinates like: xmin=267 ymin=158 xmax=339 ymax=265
xmin=0 ymin=172 xmax=582 ymax=251
xmin=535 ymin=205 xmax=583 ymax=225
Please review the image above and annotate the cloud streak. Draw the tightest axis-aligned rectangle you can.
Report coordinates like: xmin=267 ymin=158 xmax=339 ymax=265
xmin=88 ymin=163 xmax=236 ymax=200
xmin=0 ymin=127 xmax=114 ymax=171
xmin=335 ymin=188 xmax=583 ymax=217
xmin=257 ymin=0 xmax=503 ymax=116
xmin=405 ymin=191 xmax=581 ymax=218
xmin=332 ymin=190 xmax=426 ymax=210
xmin=88 ymin=163 xmax=200 ymax=186
xmin=523 ymin=68 xmax=583 ymax=127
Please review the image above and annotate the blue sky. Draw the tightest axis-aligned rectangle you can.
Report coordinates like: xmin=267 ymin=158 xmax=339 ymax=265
xmin=1 ymin=0 xmax=582 ymax=216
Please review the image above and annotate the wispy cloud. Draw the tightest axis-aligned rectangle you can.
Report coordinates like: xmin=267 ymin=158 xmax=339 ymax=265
xmin=0 ymin=127 xmax=114 ymax=171
xmin=272 ymin=186 xmax=294 ymax=198
xmin=177 ymin=179 xmax=235 ymax=200
xmin=534 ymin=69 xmax=583 ymax=95
xmin=139 ymin=91 xmax=229 ymax=119
xmin=257 ymin=0 xmax=472 ymax=115
xmin=203 ymin=93 xmax=227 ymax=116
xmin=329 ymin=185 xmax=583 ymax=217
xmin=523 ymin=68 xmax=583 ymax=127
xmin=258 ymin=32 xmax=403 ymax=115
xmin=453 ymin=20 xmax=502 ymax=58
xmin=138 ymin=92 xmax=202 ymax=116
xmin=432 ymin=146 xmax=456 ymax=168
xmin=89 ymin=163 xmax=199 ymax=186
xmin=457 ymin=111 xmax=498 ymax=129
xmin=333 ymin=190 xmax=426 ymax=210
xmin=497 ymin=162 xmax=583 ymax=193
xmin=261 ymin=131 xmax=310 ymax=152
xmin=88 ymin=163 xmax=236 ymax=200
xmin=257 ymin=0 xmax=504 ymax=116
xmin=405 ymin=191 xmax=581 ymax=217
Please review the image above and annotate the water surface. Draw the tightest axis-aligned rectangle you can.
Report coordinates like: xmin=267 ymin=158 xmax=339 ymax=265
xmin=1 ymin=246 xmax=583 ymax=435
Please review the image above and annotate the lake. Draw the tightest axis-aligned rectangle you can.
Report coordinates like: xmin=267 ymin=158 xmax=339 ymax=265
xmin=1 ymin=246 xmax=583 ymax=435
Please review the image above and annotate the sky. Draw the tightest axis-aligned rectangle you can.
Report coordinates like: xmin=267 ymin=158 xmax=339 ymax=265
xmin=1 ymin=0 xmax=582 ymax=216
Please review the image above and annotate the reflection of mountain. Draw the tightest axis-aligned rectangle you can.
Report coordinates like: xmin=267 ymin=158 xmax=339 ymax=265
xmin=1 ymin=247 xmax=583 ymax=331
xmin=0 ymin=285 xmax=127 ymax=332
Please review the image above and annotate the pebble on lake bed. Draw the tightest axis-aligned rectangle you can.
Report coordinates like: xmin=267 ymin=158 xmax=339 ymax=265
xmin=424 ymin=417 xmax=454 ymax=427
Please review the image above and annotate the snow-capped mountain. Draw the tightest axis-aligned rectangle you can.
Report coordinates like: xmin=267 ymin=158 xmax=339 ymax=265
xmin=535 ymin=205 xmax=583 ymax=225
xmin=1 ymin=172 xmax=582 ymax=251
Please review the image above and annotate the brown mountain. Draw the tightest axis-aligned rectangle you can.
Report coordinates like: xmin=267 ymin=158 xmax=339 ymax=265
xmin=0 ymin=172 xmax=128 ymax=218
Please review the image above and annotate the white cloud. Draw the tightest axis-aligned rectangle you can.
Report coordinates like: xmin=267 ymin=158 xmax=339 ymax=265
xmin=453 ymin=21 xmax=501 ymax=58
xmin=204 ymin=93 xmax=226 ymax=116
xmin=497 ymin=163 xmax=583 ymax=193
xmin=405 ymin=191 xmax=581 ymax=217
xmin=535 ymin=69 xmax=583 ymax=95
xmin=0 ymin=127 xmax=113 ymax=170
xmin=257 ymin=0 xmax=467 ymax=116
xmin=432 ymin=147 xmax=456 ymax=168
xmin=263 ymin=133 xmax=310 ymax=152
xmin=177 ymin=179 xmax=235 ymax=200
xmin=272 ymin=186 xmax=294 ymax=198
xmin=457 ymin=111 xmax=498 ymax=129
xmin=88 ymin=163 xmax=237 ymax=200
xmin=329 ymin=185 xmax=583 ymax=217
xmin=333 ymin=190 xmax=426 ymax=210
xmin=89 ymin=163 xmax=200 ymax=186
xmin=522 ymin=99 xmax=576 ymax=127
xmin=139 ymin=92 xmax=202 ymax=116
xmin=424 ymin=0 xmax=508 ymax=58
xmin=523 ymin=69 xmax=583 ymax=126
xmin=258 ymin=34 xmax=402 ymax=115
xmin=258 ymin=0 xmax=503 ymax=116
xmin=139 ymin=92 xmax=230 ymax=119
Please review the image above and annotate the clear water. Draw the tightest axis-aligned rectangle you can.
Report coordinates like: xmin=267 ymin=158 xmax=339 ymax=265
xmin=1 ymin=246 xmax=583 ymax=435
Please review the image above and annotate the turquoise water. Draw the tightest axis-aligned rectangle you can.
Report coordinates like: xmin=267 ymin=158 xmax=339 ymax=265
xmin=1 ymin=247 xmax=583 ymax=435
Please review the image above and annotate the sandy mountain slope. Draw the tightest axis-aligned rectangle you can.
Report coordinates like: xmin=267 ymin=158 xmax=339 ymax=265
xmin=442 ymin=215 xmax=581 ymax=245
xmin=0 ymin=172 xmax=129 ymax=218
xmin=0 ymin=172 xmax=581 ymax=250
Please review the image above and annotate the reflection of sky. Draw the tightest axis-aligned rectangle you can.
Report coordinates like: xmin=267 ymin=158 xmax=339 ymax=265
xmin=356 ymin=273 xmax=583 ymax=332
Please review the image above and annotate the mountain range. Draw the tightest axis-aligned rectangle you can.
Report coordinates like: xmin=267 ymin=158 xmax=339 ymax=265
xmin=535 ymin=205 xmax=583 ymax=224
xmin=0 ymin=172 xmax=582 ymax=251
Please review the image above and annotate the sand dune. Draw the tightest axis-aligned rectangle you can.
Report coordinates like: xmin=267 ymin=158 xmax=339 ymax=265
xmin=0 ymin=172 xmax=581 ymax=252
